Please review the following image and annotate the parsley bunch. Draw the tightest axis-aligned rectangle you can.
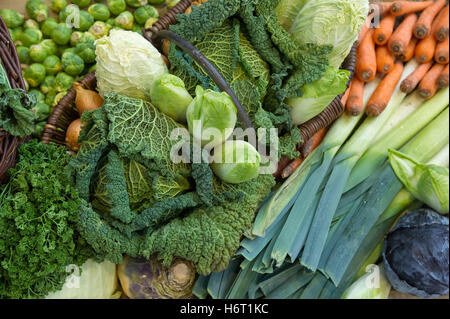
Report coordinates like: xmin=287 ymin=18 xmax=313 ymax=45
xmin=0 ymin=140 xmax=94 ymax=299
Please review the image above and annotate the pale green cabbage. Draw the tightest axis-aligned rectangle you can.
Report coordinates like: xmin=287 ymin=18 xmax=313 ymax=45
xmin=211 ymin=140 xmax=261 ymax=184
xmin=45 ymin=259 xmax=120 ymax=299
xmin=288 ymin=66 xmax=350 ymax=125
xmin=276 ymin=0 xmax=369 ymax=69
xmin=342 ymin=264 xmax=391 ymax=299
xmin=389 ymin=149 xmax=449 ymax=215
xmin=95 ymin=29 xmax=168 ymax=101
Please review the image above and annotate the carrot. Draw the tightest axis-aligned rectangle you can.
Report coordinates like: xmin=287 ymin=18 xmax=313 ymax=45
xmin=414 ymin=0 xmax=446 ymax=39
xmin=435 ymin=5 xmax=449 ymax=41
xmin=346 ymin=77 xmax=365 ymax=116
xmin=374 ymin=14 xmax=396 ymax=45
xmin=377 ymin=46 xmax=395 ymax=74
xmin=438 ymin=64 xmax=449 ymax=88
xmin=273 ymin=156 xmax=291 ymax=178
xmin=435 ymin=37 xmax=449 ymax=64
xmin=415 ymin=17 xmax=440 ymax=64
xmin=398 ymin=37 xmax=418 ymax=61
xmin=390 ymin=1 xmax=433 ymax=16
xmin=358 ymin=16 xmax=373 ymax=45
xmin=418 ymin=63 xmax=446 ymax=99
xmin=300 ymin=128 xmax=327 ymax=159
xmin=340 ymin=86 xmax=351 ymax=106
xmin=366 ymin=62 xmax=404 ymax=117
xmin=389 ymin=13 xmax=418 ymax=55
xmin=371 ymin=2 xmax=394 ymax=16
xmin=356 ymin=29 xmax=377 ymax=82
xmin=281 ymin=158 xmax=303 ymax=179
xmin=400 ymin=61 xmax=433 ymax=93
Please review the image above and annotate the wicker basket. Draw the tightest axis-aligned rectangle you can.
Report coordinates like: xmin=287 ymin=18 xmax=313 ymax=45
xmin=42 ymin=0 xmax=357 ymax=148
xmin=0 ymin=17 xmax=29 ymax=186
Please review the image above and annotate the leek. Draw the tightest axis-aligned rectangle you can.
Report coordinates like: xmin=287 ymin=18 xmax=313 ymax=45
xmin=324 ymin=108 xmax=449 ymax=285
xmin=251 ymin=78 xmax=381 ymax=237
xmin=301 ymin=60 xmax=419 ymax=270
xmin=346 ymin=86 xmax=449 ymax=191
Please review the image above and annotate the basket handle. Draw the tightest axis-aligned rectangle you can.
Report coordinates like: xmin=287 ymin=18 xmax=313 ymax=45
xmin=153 ymin=30 xmax=255 ymax=130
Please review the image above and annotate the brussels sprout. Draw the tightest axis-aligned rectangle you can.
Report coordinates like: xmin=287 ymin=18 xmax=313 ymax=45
xmin=77 ymin=11 xmax=95 ymax=32
xmin=211 ymin=140 xmax=261 ymax=184
xmin=144 ymin=17 xmax=158 ymax=29
xmin=62 ymin=52 xmax=85 ymax=76
xmin=23 ymin=78 xmax=30 ymax=92
xmin=125 ymin=0 xmax=148 ymax=8
xmin=28 ymin=89 xmax=46 ymax=103
xmin=40 ymin=39 xmax=57 ymax=57
xmin=45 ymin=91 xmax=57 ymax=106
xmin=88 ymin=64 xmax=97 ymax=73
xmin=62 ymin=47 xmax=77 ymax=56
xmin=88 ymin=21 xmax=111 ymax=39
xmin=40 ymin=75 xmax=56 ymax=95
xmin=24 ymin=63 xmax=46 ymax=87
xmin=23 ymin=19 xmax=39 ymax=30
xmin=69 ymin=31 xmax=82 ymax=47
xmin=10 ymin=27 xmax=23 ymax=44
xmin=0 ymin=9 xmax=24 ymax=29
xmin=148 ymin=0 xmax=165 ymax=5
xmin=80 ymin=31 xmax=97 ymax=43
xmin=43 ymin=55 xmax=63 ymax=76
xmin=32 ymin=102 xmax=51 ymax=122
xmin=166 ymin=0 xmax=181 ymax=9
xmin=20 ymin=28 xmax=43 ymax=47
xmin=132 ymin=24 xmax=143 ymax=35
xmin=55 ymin=72 xmax=74 ymax=93
xmin=53 ymin=91 xmax=67 ymax=106
xmin=40 ymin=18 xmax=58 ymax=37
xmin=115 ymin=11 xmax=134 ymax=30
xmin=50 ymin=0 xmax=67 ymax=13
xmin=26 ymin=0 xmax=49 ymax=23
xmin=88 ymin=3 xmax=111 ymax=22
xmin=51 ymin=23 xmax=72 ymax=45
xmin=58 ymin=4 xmax=73 ymax=22
xmin=105 ymin=18 xmax=116 ymax=28
xmin=383 ymin=208 xmax=449 ymax=298
xmin=70 ymin=0 xmax=91 ymax=8
xmin=34 ymin=120 xmax=46 ymax=138
xmin=150 ymin=74 xmax=192 ymax=123
xmin=134 ymin=5 xmax=159 ymax=25
xmin=186 ymin=86 xmax=237 ymax=148
xmin=117 ymin=255 xmax=196 ymax=299
xmin=75 ymin=41 xmax=96 ymax=64
xmin=107 ymin=0 xmax=127 ymax=16
xmin=17 ymin=46 xmax=32 ymax=65
xmin=29 ymin=44 xmax=48 ymax=63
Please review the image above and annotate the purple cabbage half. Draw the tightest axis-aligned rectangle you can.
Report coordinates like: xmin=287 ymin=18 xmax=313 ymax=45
xmin=383 ymin=208 xmax=449 ymax=298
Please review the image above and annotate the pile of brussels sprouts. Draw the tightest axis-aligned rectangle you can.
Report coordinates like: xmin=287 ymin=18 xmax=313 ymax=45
xmin=1 ymin=0 xmax=176 ymax=137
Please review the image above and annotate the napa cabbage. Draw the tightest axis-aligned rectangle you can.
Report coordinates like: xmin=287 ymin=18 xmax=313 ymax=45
xmin=276 ymin=0 xmax=369 ymax=69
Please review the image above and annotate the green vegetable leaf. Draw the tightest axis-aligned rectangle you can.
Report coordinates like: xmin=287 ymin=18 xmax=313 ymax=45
xmin=389 ymin=149 xmax=449 ymax=215
xmin=0 ymin=64 xmax=36 ymax=137
xmin=103 ymin=92 xmax=190 ymax=179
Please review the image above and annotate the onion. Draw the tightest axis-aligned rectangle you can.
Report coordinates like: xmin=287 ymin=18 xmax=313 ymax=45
xmin=66 ymin=119 xmax=83 ymax=152
xmin=74 ymin=82 xmax=104 ymax=116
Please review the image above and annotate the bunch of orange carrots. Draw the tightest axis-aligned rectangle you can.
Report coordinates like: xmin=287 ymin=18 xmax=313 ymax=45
xmin=348 ymin=0 xmax=449 ymax=117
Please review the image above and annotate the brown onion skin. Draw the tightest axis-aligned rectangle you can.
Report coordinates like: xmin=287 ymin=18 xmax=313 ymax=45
xmin=66 ymin=118 xmax=83 ymax=152
xmin=74 ymin=82 xmax=104 ymax=116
